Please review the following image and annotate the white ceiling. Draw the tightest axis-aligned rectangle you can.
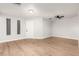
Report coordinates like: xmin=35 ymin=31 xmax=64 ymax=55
xmin=0 ymin=3 xmax=79 ymax=18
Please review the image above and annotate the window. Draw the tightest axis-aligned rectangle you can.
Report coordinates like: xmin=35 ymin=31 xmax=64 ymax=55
xmin=17 ymin=20 xmax=21 ymax=34
xmin=6 ymin=18 xmax=11 ymax=35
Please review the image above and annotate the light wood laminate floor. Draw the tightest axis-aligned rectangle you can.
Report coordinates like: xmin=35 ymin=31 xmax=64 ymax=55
xmin=0 ymin=37 xmax=79 ymax=56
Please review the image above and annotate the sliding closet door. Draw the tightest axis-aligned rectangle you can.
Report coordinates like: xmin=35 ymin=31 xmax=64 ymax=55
xmin=17 ymin=20 xmax=21 ymax=34
xmin=6 ymin=18 xmax=11 ymax=35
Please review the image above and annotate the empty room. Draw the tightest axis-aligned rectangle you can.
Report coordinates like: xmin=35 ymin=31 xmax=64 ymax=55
xmin=0 ymin=3 xmax=79 ymax=56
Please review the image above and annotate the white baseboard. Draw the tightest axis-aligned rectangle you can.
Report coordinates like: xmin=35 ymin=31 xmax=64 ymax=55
xmin=0 ymin=37 xmax=27 ymax=43
xmin=0 ymin=39 xmax=19 ymax=43
xmin=0 ymin=35 xmax=78 ymax=43
xmin=24 ymin=35 xmax=52 ymax=39
xmin=52 ymin=35 xmax=79 ymax=40
xmin=0 ymin=36 xmax=51 ymax=43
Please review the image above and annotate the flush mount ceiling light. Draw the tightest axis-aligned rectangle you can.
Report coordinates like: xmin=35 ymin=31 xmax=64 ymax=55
xmin=28 ymin=9 xmax=34 ymax=14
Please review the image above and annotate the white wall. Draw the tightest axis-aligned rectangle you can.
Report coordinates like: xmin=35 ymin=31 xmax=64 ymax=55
xmin=1 ymin=13 xmax=79 ymax=42
xmin=25 ymin=18 xmax=35 ymax=38
xmin=26 ymin=17 xmax=44 ymax=39
xmin=52 ymin=15 xmax=79 ymax=40
xmin=0 ymin=16 xmax=26 ymax=42
xmin=0 ymin=15 xmax=52 ymax=42
xmin=33 ymin=18 xmax=43 ymax=39
xmin=25 ymin=17 xmax=52 ymax=39
xmin=42 ymin=18 xmax=52 ymax=38
xmin=25 ymin=15 xmax=79 ymax=40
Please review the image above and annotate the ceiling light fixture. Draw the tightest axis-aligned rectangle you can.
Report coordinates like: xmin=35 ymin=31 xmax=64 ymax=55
xmin=28 ymin=9 xmax=34 ymax=14
xmin=55 ymin=15 xmax=64 ymax=19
